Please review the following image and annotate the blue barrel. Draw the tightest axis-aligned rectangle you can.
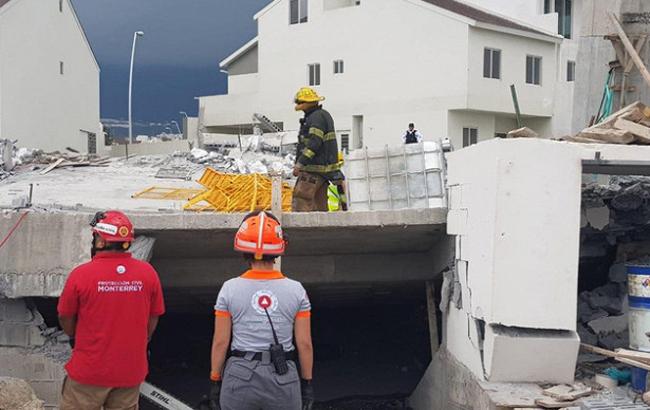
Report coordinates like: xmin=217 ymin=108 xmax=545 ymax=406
xmin=632 ymin=367 xmax=648 ymax=392
xmin=628 ymin=265 xmax=650 ymax=352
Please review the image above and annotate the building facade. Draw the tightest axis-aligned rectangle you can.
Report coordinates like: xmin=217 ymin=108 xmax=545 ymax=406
xmin=0 ymin=0 xmax=101 ymax=153
xmin=198 ymin=0 xmax=562 ymax=151
xmin=467 ymin=0 xmax=581 ymax=136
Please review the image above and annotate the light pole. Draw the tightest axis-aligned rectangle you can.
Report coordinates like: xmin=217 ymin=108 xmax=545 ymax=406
xmin=128 ymin=31 xmax=144 ymax=144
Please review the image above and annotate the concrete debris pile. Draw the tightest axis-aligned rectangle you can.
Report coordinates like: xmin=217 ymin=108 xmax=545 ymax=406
xmin=534 ymin=383 xmax=593 ymax=408
xmin=568 ymin=101 xmax=650 ymax=145
xmin=584 ymin=176 xmax=650 ymax=228
xmin=578 ymin=176 xmax=650 ymax=350
xmin=0 ymin=377 xmax=45 ymax=410
xmin=148 ymin=146 xmax=296 ymax=181
xmin=186 ymin=147 xmax=295 ymax=177
xmin=577 ymin=276 xmax=629 ymax=351
xmin=0 ymin=140 xmax=111 ymax=181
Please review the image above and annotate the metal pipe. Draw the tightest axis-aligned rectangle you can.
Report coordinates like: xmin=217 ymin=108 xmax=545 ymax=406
xmin=510 ymin=84 xmax=522 ymax=128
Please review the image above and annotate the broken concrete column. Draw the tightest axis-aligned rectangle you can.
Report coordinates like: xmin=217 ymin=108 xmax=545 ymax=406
xmin=0 ymin=298 xmax=69 ymax=409
xmin=445 ymin=139 xmax=583 ymax=383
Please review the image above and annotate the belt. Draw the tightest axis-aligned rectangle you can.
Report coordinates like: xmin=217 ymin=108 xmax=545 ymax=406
xmin=231 ymin=349 xmax=297 ymax=361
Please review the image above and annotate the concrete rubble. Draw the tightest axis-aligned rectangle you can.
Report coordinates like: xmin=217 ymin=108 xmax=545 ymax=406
xmin=0 ymin=377 xmax=45 ymax=410
xmin=0 ymin=298 xmax=70 ymax=409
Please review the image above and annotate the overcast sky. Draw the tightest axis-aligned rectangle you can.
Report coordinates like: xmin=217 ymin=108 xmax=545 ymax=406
xmin=71 ymin=0 xmax=269 ymax=131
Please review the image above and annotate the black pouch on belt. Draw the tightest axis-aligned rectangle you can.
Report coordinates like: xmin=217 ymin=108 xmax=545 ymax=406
xmin=263 ymin=307 xmax=289 ymax=375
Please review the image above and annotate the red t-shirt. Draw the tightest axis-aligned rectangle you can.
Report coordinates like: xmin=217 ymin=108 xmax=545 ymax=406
xmin=57 ymin=252 xmax=165 ymax=387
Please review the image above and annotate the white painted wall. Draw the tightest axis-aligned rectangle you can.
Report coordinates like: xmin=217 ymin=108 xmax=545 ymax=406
xmin=200 ymin=0 xmax=560 ymax=149
xmin=467 ymin=27 xmax=557 ymax=117
xmin=447 ymin=139 xmax=582 ymax=330
xmin=466 ymin=0 xmax=584 ymax=136
xmin=0 ymin=0 xmax=100 ymax=152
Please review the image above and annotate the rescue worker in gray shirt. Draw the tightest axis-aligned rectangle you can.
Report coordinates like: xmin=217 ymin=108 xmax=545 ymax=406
xmin=206 ymin=211 xmax=314 ymax=410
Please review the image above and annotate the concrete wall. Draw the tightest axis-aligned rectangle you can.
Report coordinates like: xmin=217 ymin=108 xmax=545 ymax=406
xmin=467 ymin=27 xmax=557 ymax=118
xmin=573 ymin=0 xmax=650 ymax=132
xmin=0 ymin=211 xmax=89 ymax=298
xmin=0 ymin=0 xmax=101 ymax=153
xmin=444 ymin=138 xmax=583 ymax=383
xmin=227 ymin=44 xmax=258 ymax=76
xmin=200 ymin=0 xmax=560 ymax=149
xmin=0 ymin=298 xmax=68 ymax=409
xmin=108 ymin=139 xmax=191 ymax=157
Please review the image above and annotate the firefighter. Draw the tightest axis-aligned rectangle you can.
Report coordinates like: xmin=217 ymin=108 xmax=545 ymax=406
xmin=207 ymin=211 xmax=314 ymax=410
xmin=58 ymin=210 xmax=165 ymax=410
xmin=292 ymin=87 xmax=346 ymax=212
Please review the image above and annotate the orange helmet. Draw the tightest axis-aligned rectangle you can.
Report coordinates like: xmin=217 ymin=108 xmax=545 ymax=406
xmin=234 ymin=211 xmax=285 ymax=259
xmin=90 ymin=210 xmax=134 ymax=242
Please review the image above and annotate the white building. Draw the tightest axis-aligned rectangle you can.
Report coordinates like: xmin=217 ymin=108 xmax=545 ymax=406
xmin=466 ymin=0 xmax=581 ymax=136
xmin=0 ymin=0 xmax=101 ymax=153
xmin=198 ymin=0 xmax=564 ymax=151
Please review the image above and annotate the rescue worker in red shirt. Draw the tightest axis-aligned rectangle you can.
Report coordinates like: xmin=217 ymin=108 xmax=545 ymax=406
xmin=206 ymin=211 xmax=314 ymax=410
xmin=58 ymin=210 xmax=165 ymax=410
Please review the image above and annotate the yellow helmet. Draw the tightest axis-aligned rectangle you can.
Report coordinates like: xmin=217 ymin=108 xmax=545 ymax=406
xmin=294 ymin=87 xmax=325 ymax=104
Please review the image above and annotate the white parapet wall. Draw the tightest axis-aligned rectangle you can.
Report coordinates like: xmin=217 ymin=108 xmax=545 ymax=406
xmin=109 ymin=140 xmax=191 ymax=158
xmin=442 ymin=138 xmax=650 ymax=384
xmin=447 ymin=139 xmax=583 ymax=330
xmin=445 ymin=138 xmax=586 ymax=383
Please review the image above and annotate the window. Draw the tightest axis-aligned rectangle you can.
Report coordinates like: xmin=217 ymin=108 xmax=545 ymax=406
xmin=59 ymin=0 xmax=63 ymax=12
xmin=290 ymin=0 xmax=308 ymax=24
xmin=555 ymin=0 xmax=572 ymax=38
xmin=333 ymin=60 xmax=344 ymax=74
xmin=526 ymin=55 xmax=542 ymax=85
xmin=340 ymin=133 xmax=350 ymax=152
xmin=483 ymin=48 xmax=501 ymax=79
xmin=463 ymin=128 xmax=478 ymax=147
xmin=543 ymin=0 xmax=552 ymax=13
xmin=567 ymin=60 xmax=576 ymax=82
xmin=308 ymin=63 xmax=321 ymax=86
xmin=59 ymin=61 xmax=64 ymax=75
xmin=324 ymin=0 xmax=361 ymax=10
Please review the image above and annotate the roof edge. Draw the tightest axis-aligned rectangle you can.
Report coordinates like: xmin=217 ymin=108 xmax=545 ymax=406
xmin=403 ymin=0 xmax=476 ymax=26
xmin=254 ymin=0 xmax=282 ymax=21
xmin=67 ymin=0 xmax=100 ymax=71
xmin=474 ymin=22 xmax=563 ymax=43
xmin=220 ymin=37 xmax=259 ymax=69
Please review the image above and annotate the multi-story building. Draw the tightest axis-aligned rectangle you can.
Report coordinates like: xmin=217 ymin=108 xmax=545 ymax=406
xmin=198 ymin=0 xmax=563 ymax=150
xmin=0 ymin=0 xmax=101 ymax=152
xmin=467 ymin=0 xmax=580 ymax=136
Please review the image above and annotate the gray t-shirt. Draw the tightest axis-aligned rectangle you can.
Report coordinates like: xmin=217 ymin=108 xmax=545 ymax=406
xmin=214 ymin=271 xmax=311 ymax=352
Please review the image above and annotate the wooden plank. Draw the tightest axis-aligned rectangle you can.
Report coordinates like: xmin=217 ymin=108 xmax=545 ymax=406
xmin=425 ymin=280 xmax=440 ymax=357
xmin=39 ymin=158 xmax=64 ymax=175
xmin=614 ymin=118 xmax=650 ymax=143
xmin=576 ymin=127 xmax=635 ymax=144
xmin=625 ymin=35 xmax=648 ymax=73
xmin=609 ymin=13 xmax=650 ymax=91
xmin=581 ymin=343 xmax=650 ymax=371
xmin=615 ymin=348 xmax=650 ymax=364
xmin=588 ymin=101 xmax=645 ymax=129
